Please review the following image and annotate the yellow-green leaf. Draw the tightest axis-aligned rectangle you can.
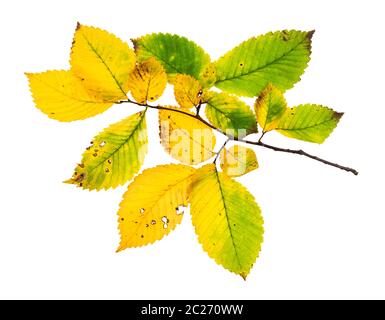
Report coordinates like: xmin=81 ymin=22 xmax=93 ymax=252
xmin=220 ymin=145 xmax=259 ymax=177
xmin=159 ymin=107 xmax=216 ymax=164
xmin=65 ymin=111 xmax=147 ymax=190
xmin=26 ymin=70 xmax=114 ymax=121
xmin=215 ymin=30 xmax=313 ymax=97
xmin=198 ymin=63 xmax=217 ymax=88
xmin=190 ymin=164 xmax=264 ymax=278
xmin=117 ymin=164 xmax=196 ymax=250
xmin=276 ymin=104 xmax=343 ymax=143
xmin=173 ymin=74 xmax=203 ymax=109
xmin=70 ymin=23 xmax=136 ymax=101
xmin=128 ymin=57 xmax=167 ymax=104
xmin=204 ymin=91 xmax=257 ymax=136
xmin=255 ymin=84 xmax=287 ymax=132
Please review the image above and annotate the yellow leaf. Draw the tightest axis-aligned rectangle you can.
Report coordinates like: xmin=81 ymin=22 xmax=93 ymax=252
xmin=174 ymin=74 xmax=203 ymax=109
xmin=190 ymin=164 xmax=264 ymax=278
xmin=65 ymin=111 xmax=147 ymax=190
xmin=198 ymin=63 xmax=217 ymax=88
xmin=128 ymin=57 xmax=167 ymax=104
xmin=254 ymin=84 xmax=287 ymax=132
xmin=118 ymin=164 xmax=196 ymax=250
xmin=220 ymin=145 xmax=259 ymax=177
xmin=26 ymin=70 xmax=114 ymax=122
xmin=159 ymin=107 xmax=216 ymax=164
xmin=70 ymin=23 xmax=136 ymax=101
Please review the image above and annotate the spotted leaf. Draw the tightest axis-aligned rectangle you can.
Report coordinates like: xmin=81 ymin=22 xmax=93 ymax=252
xmin=118 ymin=164 xmax=196 ymax=250
xmin=65 ymin=111 xmax=147 ymax=190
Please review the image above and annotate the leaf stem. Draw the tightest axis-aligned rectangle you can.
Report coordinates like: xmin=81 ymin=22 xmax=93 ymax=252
xmin=258 ymin=131 xmax=266 ymax=143
xmin=117 ymin=99 xmax=359 ymax=175
xmin=196 ymin=102 xmax=202 ymax=116
xmin=213 ymin=139 xmax=230 ymax=164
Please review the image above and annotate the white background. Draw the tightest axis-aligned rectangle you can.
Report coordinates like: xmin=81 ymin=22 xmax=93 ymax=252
xmin=0 ymin=0 xmax=384 ymax=299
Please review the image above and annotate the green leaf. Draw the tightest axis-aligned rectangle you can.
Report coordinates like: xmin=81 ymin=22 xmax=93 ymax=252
xmin=214 ymin=30 xmax=314 ymax=97
xmin=132 ymin=33 xmax=211 ymax=81
xmin=276 ymin=104 xmax=343 ymax=143
xmin=204 ymin=91 xmax=257 ymax=137
xmin=65 ymin=111 xmax=148 ymax=190
xmin=254 ymin=84 xmax=287 ymax=132
xmin=190 ymin=164 xmax=264 ymax=279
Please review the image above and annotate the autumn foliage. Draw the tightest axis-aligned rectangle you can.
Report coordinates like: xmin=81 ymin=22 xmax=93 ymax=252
xmin=26 ymin=24 xmax=352 ymax=279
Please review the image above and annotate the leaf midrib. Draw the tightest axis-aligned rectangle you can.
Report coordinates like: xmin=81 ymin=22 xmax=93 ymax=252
xmin=215 ymin=35 xmax=309 ymax=84
xmin=276 ymin=117 xmax=335 ymax=131
xmin=214 ymin=169 xmax=242 ymax=271
xmin=33 ymin=74 xmax=112 ymax=104
xmin=166 ymin=113 xmax=215 ymax=156
xmin=87 ymin=111 xmax=146 ymax=174
xmin=81 ymin=33 xmax=127 ymax=97
xmin=139 ymin=42 xmax=184 ymax=75
xmin=207 ymin=98 xmax=255 ymax=129
xmin=125 ymin=171 xmax=194 ymax=244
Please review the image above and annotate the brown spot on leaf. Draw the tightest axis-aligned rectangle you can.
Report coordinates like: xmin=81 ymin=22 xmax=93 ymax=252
xmin=333 ymin=112 xmax=344 ymax=120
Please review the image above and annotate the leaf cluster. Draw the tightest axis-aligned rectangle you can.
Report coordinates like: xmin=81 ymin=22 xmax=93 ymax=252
xmin=27 ymin=24 xmax=344 ymax=278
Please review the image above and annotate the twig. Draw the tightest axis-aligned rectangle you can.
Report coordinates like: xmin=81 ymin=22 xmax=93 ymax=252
xmin=117 ymin=99 xmax=359 ymax=175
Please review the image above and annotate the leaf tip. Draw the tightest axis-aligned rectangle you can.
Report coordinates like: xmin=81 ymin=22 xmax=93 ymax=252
xmin=333 ymin=111 xmax=344 ymax=121
xmin=131 ymin=38 xmax=139 ymax=51
xmin=63 ymin=178 xmax=73 ymax=185
xmin=239 ymin=272 xmax=248 ymax=281
xmin=116 ymin=245 xmax=124 ymax=253
xmin=307 ymin=30 xmax=316 ymax=40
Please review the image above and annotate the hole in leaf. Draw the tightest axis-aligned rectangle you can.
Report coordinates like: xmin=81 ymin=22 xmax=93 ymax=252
xmin=140 ymin=208 xmax=145 ymax=214
xmin=99 ymin=141 xmax=106 ymax=147
xmin=175 ymin=206 xmax=184 ymax=215
xmin=151 ymin=219 xmax=156 ymax=225
xmin=161 ymin=216 xmax=169 ymax=223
